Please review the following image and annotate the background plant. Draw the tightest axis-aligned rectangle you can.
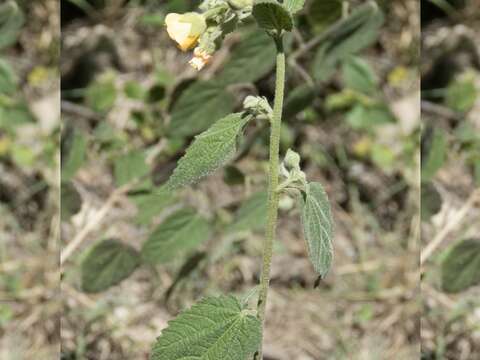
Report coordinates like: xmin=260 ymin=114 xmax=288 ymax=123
xmin=421 ymin=0 xmax=480 ymax=358
xmin=60 ymin=0 xmax=420 ymax=358
xmin=0 ymin=0 xmax=60 ymax=357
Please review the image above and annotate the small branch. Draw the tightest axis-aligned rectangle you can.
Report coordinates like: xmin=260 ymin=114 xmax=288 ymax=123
xmin=60 ymin=182 xmax=133 ymax=265
xmin=420 ymin=189 xmax=480 ymax=266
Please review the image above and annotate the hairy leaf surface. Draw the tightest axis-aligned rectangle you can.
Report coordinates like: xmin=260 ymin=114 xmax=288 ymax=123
xmin=442 ymin=239 xmax=480 ymax=293
xmin=141 ymin=208 xmax=211 ymax=264
xmin=252 ymin=0 xmax=293 ymax=32
xmin=300 ymin=182 xmax=334 ymax=277
xmin=150 ymin=295 xmax=261 ymax=360
xmin=81 ymin=239 xmax=141 ymax=293
xmin=167 ymin=113 xmax=251 ymax=190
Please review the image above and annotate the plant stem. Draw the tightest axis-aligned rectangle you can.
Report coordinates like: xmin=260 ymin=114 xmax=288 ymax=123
xmin=255 ymin=38 xmax=285 ymax=360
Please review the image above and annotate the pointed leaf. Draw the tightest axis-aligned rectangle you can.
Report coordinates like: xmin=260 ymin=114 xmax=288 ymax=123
xmin=252 ymin=0 xmax=293 ymax=32
xmin=166 ymin=113 xmax=251 ymax=190
xmin=141 ymin=208 xmax=212 ymax=264
xmin=441 ymin=239 xmax=480 ymax=293
xmin=313 ymin=2 xmax=384 ymax=82
xmin=169 ymin=81 xmax=235 ymax=137
xmin=150 ymin=295 xmax=261 ymax=360
xmin=81 ymin=239 xmax=141 ymax=293
xmin=300 ymin=182 xmax=334 ymax=277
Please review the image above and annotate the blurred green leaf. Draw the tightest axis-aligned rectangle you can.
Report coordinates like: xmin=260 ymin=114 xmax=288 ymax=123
xmin=0 ymin=1 xmax=24 ymax=50
xmin=0 ymin=59 xmax=17 ymax=95
xmin=150 ymin=295 xmax=261 ymax=360
xmin=217 ymin=31 xmax=276 ymax=85
xmin=284 ymin=85 xmax=316 ymax=119
xmin=421 ymin=182 xmax=442 ymax=221
xmin=141 ymin=208 xmax=211 ymax=264
xmin=114 ymin=150 xmax=149 ymax=186
xmin=227 ymin=191 xmax=268 ymax=234
xmin=169 ymin=81 xmax=235 ymax=137
xmin=167 ymin=113 xmax=251 ymax=190
xmin=445 ymin=74 xmax=477 ymax=113
xmin=421 ymin=127 xmax=447 ymax=182
xmin=85 ymin=76 xmax=117 ymax=113
xmin=342 ymin=56 xmax=377 ymax=95
xmin=252 ymin=0 xmax=293 ymax=32
xmin=61 ymin=181 xmax=82 ymax=221
xmin=130 ymin=189 xmax=175 ymax=225
xmin=312 ymin=2 xmax=383 ymax=82
xmin=442 ymin=239 xmax=480 ymax=293
xmin=61 ymin=127 xmax=87 ymax=181
xmin=346 ymin=104 xmax=395 ymax=130
xmin=299 ymin=182 xmax=334 ymax=277
xmin=308 ymin=0 xmax=342 ymax=32
xmin=81 ymin=239 xmax=141 ymax=293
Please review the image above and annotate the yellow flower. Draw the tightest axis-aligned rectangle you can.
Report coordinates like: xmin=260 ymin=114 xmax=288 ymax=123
xmin=165 ymin=13 xmax=207 ymax=51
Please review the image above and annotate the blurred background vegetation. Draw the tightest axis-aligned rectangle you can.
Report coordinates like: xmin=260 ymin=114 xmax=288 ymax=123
xmin=0 ymin=0 xmax=60 ymax=358
xmin=59 ymin=0 xmax=421 ymax=359
xmin=421 ymin=0 xmax=480 ymax=359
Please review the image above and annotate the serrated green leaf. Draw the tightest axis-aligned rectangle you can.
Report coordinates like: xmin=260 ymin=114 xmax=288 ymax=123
xmin=114 ymin=150 xmax=149 ymax=186
xmin=283 ymin=0 xmax=306 ymax=14
xmin=308 ymin=0 xmax=342 ymax=31
xmin=441 ymin=239 xmax=480 ymax=293
xmin=166 ymin=113 xmax=251 ymax=190
xmin=0 ymin=1 xmax=24 ymax=50
xmin=81 ymin=239 xmax=141 ymax=293
xmin=421 ymin=182 xmax=442 ymax=221
xmin=141 ymin=208 xmax=212 ymax=264
xmin=61 ymin=181 xmax=82 ymax=221
xmin=217 ymin=31 xmax=276 ymax=85
xmin=313 ymin=2 xmax=383 ymax=82
xmin=227 ymin=191 xmax=268 ymax=234
xmin=169 ymin=81 xmax=235 ymax=137
xmin=342 ymin=56 xmax=377 ymax=94
xmin=252 ymin=0 xmax=293 ymax=32
xmin=284 ymin=85 xmax=316 ymax=119
xmin=0 ymin=59 xmax=17 ymax=95
xmin=421 ymin=126 xmax=447 ymax=182
xmin=300 ymin=182 xmax=334 ymax=277
xmin=61 ymin=126 xmax=87 ymax=181
xmin=150 ymin=295 xmax=261 ymax=360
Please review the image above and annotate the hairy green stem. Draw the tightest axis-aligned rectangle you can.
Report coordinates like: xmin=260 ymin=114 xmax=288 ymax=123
xmin=255 ymin=39 xmax=285 ymax=360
